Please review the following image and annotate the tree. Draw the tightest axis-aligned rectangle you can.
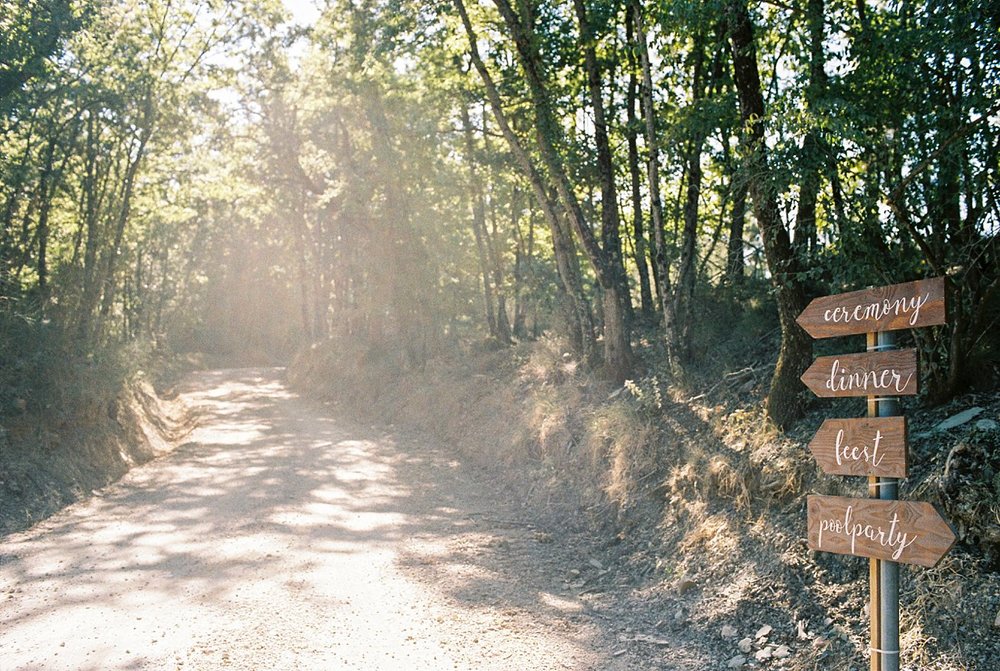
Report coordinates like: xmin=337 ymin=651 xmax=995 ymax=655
xmin=727 ymin=0 xmax=811 ymax=427
xmin=452 ymin=0 xmax=595 ymax=358
xmin=487 ymin=0 xmax=633 ymax=381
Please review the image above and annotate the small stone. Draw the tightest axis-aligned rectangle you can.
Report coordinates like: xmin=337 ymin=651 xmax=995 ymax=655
xmin=727 ymin=655 xmax=746 ymax=668
xmin=773 ymin=644 xmax=791 ymax=658
xmin=738 ymin=637 xmax=753 ymax=653
xmin=755 ymin=624 xmax=773 ymax=639
xmin=755 ymin=645 xmax=774 ymax=661
xmin=994 ymin=610 xmax=1000 ymax=628
xmin=722 ymin=624 xmax=738 ymax=639
xmin=976 ymin=419 xmax=999 ymax=432
xmin=676 ymin=578 xmax=697 ymax=595
xmin=935 ymin=407 xmax=984 ymax=431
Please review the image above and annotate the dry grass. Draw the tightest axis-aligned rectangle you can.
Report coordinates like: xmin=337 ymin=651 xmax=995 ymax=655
xmin=518 ymin=335 xmax=580 ymax=387
xmin=674 ymin=513 xmax=744 ymax=579
xmin=585 ymin=402 xmax=659 ymax=508
xmin=289 ymin=336 xmax=802 ymax=523
xmin=287 ymin=336 xmax=999 ymax=671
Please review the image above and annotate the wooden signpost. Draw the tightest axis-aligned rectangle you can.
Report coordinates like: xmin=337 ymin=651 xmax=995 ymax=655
xmin=796 ymin=276 xmax=947 ymax=338
xmin=801 ymin=350 xmax=919 ymax=398
xmin=807 ymin=495 xmax=955 ymax=568
xmin=797 ymin=276 xmax=953 ymax=671
xmin=808 ymin=417 xmax=907 ymax=478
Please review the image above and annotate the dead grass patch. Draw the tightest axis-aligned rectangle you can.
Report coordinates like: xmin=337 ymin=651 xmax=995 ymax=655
xmin=585 ymin=402 xmax=659 ymax=508
xmin=678 ymin=512 xmax=740 ymax=565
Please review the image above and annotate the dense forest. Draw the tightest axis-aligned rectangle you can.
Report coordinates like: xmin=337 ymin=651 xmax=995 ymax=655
xmin=2 ymin=0 xmax=998 ymax=426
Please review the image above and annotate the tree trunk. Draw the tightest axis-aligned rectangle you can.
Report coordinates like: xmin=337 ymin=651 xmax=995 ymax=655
xmin=294 ymin=186 xmax=313 ymax=340
xmin=96 ymin=121 xmax=152 ymax=340
xmin=675 ymin=42 xmax=707 ymax=358
xmin=0 ymin=184 xmax=22 ymax=296
xmin=793 ymin=0 xmax=828 ymax=257
xmin=512 ymin=202 xmax=536 ymax=338
xmin=573 ymin=0 xmax=634 ymax=331
xmin=625 ymin=7 xmax=654 ymax=317
xmin=487 ymin=191 xmax=513 ymax=344
xmin=493 ymin=0 xmax=631 ymax=378
xmin=33 ymin=135 xmax=59 ymax=303
xmin=312 ymin=201 xmax=334 ymax=340
xmin=459 ymin=102 xmax=498 ymax=339
xmin=76 ymin=112 xmax=104 ymax=344
xmin=794 ymin=132 xmax=822 ymax=255
xmin=631 ymin=0 xmax=678 ymax=370
xmin=454 ymin=0 xmax=594 ymax=357
xmin=726 ymin=170 xmax=748 ymax=287
xmin=727 ymin=0 xmax=811 ymax=428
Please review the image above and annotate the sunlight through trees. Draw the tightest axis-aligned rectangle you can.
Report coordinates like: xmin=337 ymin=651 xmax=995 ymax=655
xmin=2 ymin=0 xmax=998 ymax=424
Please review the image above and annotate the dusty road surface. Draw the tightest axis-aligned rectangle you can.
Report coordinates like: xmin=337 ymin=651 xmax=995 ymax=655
xmin=0 ymin=369 xmax=669 ymax=670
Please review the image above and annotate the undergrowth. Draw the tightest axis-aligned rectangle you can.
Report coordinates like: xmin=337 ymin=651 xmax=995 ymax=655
xmin=0 ymin=309 xmax=162 ymax=423
xmin=0 ymin=303 xmax=186 ymax=534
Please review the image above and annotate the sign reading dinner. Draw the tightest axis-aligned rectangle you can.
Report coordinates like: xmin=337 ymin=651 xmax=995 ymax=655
xmin=807 ymin=495 xmax=955 ymax=568
xmin=796 ymin=277 xmax=946 ymax=339
xmin=801 ymin=349 xmax=919 ymax=398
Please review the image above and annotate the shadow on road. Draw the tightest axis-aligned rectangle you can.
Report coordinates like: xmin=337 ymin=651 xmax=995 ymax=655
xmin=1 ymin=368 xmax=692 ymax=670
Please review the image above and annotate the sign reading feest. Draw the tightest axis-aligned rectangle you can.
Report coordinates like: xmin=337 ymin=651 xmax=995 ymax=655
xmin=801 ymin=349 xmax=919 ymax=398
xmin=808 ymin=417 xmax=908 ymax=478
xmin=796 ymin=277 xmax=946 ymax=339
xmin=807 ymin=495 xmax=955 ymax=568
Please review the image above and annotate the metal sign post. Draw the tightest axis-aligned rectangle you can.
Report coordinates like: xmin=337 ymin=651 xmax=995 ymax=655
xmin=868 ymin=331 xmax=900 ymax=671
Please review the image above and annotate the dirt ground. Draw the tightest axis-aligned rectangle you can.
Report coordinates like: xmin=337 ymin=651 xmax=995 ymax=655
xmin=4 ymin=365 xmax=998 ymax=670
xmin=0 ymin=368 xmax=700 ymax=670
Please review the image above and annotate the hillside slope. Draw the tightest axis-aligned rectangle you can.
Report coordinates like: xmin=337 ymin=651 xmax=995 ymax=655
xmin=290 ymin=336 xmax=1000 ymax=670
xmin=0 ymin=379 xmax=190 ymax=535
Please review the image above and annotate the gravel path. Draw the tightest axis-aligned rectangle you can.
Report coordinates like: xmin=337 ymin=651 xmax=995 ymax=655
xmin=0 ymin=369 xmax=633 ymax=670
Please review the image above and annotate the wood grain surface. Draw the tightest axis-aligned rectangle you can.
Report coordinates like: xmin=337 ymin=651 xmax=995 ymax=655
xmin=796 ymin=277 xmax=946 ymax=339
xmin=807 ymin=495 xmax=955 ymax=568
xmin=807 ymin=417 xmax=907 ymax=477
xmin=801 ymin=349 xmax=918 ymax=398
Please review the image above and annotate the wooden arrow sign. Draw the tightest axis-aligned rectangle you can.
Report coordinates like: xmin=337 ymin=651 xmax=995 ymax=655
xmin=808 ymin=417 xmax=908 ymax=478
xmin=801 ymin=349 xmax=918 ymax=398
xmin=807 ymin=495 xmax=955 ymax=567
xmin=796 ymin=277 xmax=946 ymax=339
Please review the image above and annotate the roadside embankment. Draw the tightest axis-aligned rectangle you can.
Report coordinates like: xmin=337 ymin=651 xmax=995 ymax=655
xmin=0 ymin=378 xmax=191 ymax=535
xmin=289 ymin=335 xmax=1000 ymax=670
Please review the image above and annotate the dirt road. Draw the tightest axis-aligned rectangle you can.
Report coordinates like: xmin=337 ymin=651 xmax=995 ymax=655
xmin=0 ymin=369 xmax=658 ymax=670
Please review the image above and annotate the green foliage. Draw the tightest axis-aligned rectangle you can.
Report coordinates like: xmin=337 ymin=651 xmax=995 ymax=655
xmin=1 ymin=0 xmax=997 ymax=422
xmin=0 ymin=0 xmax=85 ymax=114
xmin=0 ymin=300 xmax=149 ymax=420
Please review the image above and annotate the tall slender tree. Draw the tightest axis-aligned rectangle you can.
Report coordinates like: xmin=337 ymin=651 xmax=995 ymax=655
xmin=727 ymin=0 xmax=811 ymax=427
